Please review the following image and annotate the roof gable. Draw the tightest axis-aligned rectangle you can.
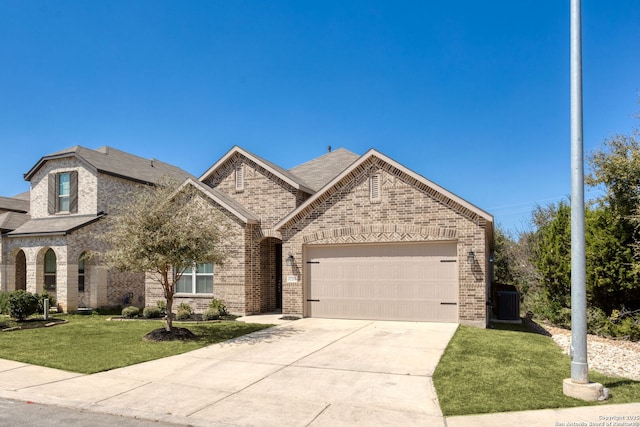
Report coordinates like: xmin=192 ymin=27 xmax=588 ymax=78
xmin=179 ymin=178 xmax=259 ymax=224
xmin=275 ymin=149 xmax=493 ymax=230
xmin=199 ymin=146 xmax=315 ymax=194
xmin=289 ymin=148 xmax=360 ymax=191
xmin=24 ymin=146 xmax=194 ymax=184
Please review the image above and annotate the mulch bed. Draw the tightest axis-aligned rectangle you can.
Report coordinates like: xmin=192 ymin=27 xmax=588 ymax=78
xmin=143 ymin=327 xmax=197 ymax=342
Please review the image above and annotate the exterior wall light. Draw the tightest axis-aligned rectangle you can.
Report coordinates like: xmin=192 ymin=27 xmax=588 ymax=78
xmin=467 ymin=250 xmax=476 ymax=264
xmin=286 ymin=254 xmax=295 ymax=267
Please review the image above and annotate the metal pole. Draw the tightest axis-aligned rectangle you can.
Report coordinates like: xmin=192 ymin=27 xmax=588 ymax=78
xmin=570 ymin=0 xmax=588 ymax=384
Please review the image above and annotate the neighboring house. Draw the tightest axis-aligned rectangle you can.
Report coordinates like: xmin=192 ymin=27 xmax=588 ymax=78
xmin=0 ymin=146 xmax=192 ymax=312
xmin=146 ymin=146 xmax=494 ymax=327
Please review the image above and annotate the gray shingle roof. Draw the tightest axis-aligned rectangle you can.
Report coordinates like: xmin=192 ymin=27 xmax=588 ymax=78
xmin=7 ymin=214 xmax=103 ymax=236
xmin=289 ymin=148 xmax=360 ymax=191
xmin=24 ymin=146 xmax=195 ymax=184
xmin=0 ymin=196 xmax=29 ymax=213
xmin=0 ymin=212 xmax=30 ymax=232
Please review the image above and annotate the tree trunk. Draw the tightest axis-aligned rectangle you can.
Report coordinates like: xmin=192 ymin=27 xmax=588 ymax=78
xmin=162 ymin=269 xmax=174 ymax=332
xmin=165 ymin=293 xmax=173 ymax=332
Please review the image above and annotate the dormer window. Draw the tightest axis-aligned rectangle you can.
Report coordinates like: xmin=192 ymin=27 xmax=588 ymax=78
xmin=58 ymin=172 xmax=71 ymax=211
xmin=235 ymin=165 xmax=245 ymax=192
xmin=48 ymin=171 xmax=78 ymax=214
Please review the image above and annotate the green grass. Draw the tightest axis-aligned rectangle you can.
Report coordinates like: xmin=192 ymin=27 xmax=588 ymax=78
xmin=0 ymin=314 xmax=273 ymax=374
xmin=433 ymin=323 xmax=640 ymax=416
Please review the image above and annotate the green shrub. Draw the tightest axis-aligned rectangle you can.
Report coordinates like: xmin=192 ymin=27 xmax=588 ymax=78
xmin=202 ymin=308 xmax=220 ymax=321
xmin=209 ymin=298 xmax=228 ymax=316
xmin=156 ymin=300 xmax=167 ymax=315
xmin=177 ymin=302 xmax=192 ymax=314
xmin=95 ymin=305 xmax=122 ymax=315
xmin=0 ymin=291 xmax=9 ymax=315
xmin=176 ymin=308 xmax=191 ymax=320
xmin=36 ymin=290 xmax=57 ymax=314
xmin=121 ymin=306 xmax=140 ymax=318
xmin=142 ymin=306 xmax=162 ymax=319
xmin=8 ymin=290 xmax=39 ymax=321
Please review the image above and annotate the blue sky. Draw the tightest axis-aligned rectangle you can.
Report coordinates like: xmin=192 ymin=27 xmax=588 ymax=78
xmin=1 ymin=1 xmax=638 ymax=234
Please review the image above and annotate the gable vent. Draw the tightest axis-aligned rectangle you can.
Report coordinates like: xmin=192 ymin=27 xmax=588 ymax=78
xmin=370 ymin=173 xmax=381 ymax=202
xmin=235 ymin=165 xmax=245 ymax=191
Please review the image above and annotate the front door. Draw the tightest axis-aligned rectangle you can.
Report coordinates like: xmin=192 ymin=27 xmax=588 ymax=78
xmin=275 ymin=243 xmax=283 ymax=309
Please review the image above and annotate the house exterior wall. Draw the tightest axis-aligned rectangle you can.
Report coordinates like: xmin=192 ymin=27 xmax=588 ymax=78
xmin=29 ymin=158 xmax=99 ymax=218
xmin=3 ymin=160 xmax=149 ymax=312
xmin=144 ymin=198 xmax=251 ymax=316
xmin=2 ymin=219 xmax=145 ymax=311
xmin=279 ymin=157 xmax=490 ymax=327
xmin=202 ymin=154 xmax=306 ymax=228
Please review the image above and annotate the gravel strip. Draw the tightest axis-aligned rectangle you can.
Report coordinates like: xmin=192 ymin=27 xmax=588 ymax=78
xmin=541 ymin=323 xmax=640 ymax=381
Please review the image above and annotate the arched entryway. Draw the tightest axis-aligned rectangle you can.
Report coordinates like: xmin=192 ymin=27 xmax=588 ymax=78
xmin=15 ymin=250 xmax=27 ymax=291
xmin=259 ymin=237 xmax=282 ymax=312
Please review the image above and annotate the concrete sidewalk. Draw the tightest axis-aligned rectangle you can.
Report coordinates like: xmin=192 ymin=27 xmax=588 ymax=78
xmin=0 ymin=315 xmax=637 ymax=426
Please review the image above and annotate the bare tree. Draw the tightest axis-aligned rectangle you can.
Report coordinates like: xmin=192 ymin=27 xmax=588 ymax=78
xmin=101 ymin=178 xmax=235 ymax=331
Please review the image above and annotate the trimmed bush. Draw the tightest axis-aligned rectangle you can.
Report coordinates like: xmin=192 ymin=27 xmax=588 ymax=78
xmin=8 ymin=290 xmax=39 ymax=321
xmin=176 ymin=308 xmax=191 ymax=320
xmin=96 ymin=305 xmax=123 ymax=315
xmin=202 ymin=308 xmax=220 ymax=321
xmin=36 ymin=290 xmax=57 ymax=314
xmin=0 ymin=291 xmax=9 ymax=315
xmin=177 ymin=302 xmax=192 ymax=314
xmin=208 ymin=298 xmax=228 ymax=316
xmin=156 ymin=300 xmax=167 ymax=315
xmin=121 ymin=306 xmax=140 ymax=318
xmin=143 ymin=306 xmax=162 ymax=319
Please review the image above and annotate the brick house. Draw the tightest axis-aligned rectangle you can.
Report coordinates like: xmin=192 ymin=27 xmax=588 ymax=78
xmin=0 ymin=146 xmax=192 ymax=312
xmin=146 ymin=146 xmax=494 ymax=327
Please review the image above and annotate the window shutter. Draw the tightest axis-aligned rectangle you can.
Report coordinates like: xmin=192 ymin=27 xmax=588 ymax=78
xmin=48 ymin=174 xmax=56 ymax=214
xmin=69 ymin=171 xmax=78 ymax=213
xmin=370 ymin=174 xmax=381 ymax=201
xmin=235 ymin=165 xmax=244 ymax=191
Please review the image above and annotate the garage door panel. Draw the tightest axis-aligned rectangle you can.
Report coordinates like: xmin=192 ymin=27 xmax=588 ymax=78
xmin=307 ymin=242 xmax=458 ymax=322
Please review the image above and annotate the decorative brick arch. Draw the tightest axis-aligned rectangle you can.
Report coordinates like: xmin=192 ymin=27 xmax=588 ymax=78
xmin=301 ymin=224 xmax=458 ymax=245
xmin=255 ymin=228 xmax=283 ymax=242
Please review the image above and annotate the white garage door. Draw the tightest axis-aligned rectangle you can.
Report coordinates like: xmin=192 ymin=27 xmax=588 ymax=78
xmin=306 ymin=242 xmax=458 ymax=322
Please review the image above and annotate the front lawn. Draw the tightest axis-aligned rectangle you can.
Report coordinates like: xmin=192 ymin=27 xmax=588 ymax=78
xmin=433 ymin=323 xmax=640 ymax=416
xmin=0 ymin=314 xmax=273 ymax=374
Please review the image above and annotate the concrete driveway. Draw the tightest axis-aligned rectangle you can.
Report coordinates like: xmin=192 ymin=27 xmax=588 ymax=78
xmin=0 ymin=318 xmax=458 ymax=427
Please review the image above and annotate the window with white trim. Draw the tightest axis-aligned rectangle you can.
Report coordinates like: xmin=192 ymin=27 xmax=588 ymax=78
xmin=370 ymin=173 xmax=381 ymax=202
xmin=235 ymin=165 xmax=244 ymax=191
xmin=176 ymin=263 xmax=214 ymax=294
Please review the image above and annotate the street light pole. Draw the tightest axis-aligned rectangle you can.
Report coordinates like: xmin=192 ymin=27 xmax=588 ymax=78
xmin=569 ymin=0 xmax=588 ymax=385
xmin=563 ymin=0 xmax=605 ymax=400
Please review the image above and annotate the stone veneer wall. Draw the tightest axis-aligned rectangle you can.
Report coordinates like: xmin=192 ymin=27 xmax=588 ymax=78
xmin=2 ymin=169 xmax=150 ymax=311
xmin=279 ymin=157 xmax=491 ymax=327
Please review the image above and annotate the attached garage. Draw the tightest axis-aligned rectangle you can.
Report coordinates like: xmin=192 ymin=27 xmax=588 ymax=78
xmin=305 ymin=242 xmax=458 ymax=322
